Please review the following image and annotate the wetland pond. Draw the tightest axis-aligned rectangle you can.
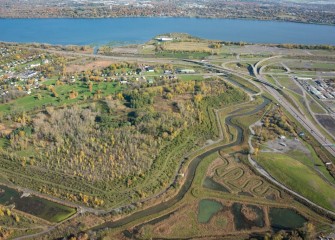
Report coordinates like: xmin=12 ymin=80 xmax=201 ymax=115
xmin=0 ymin=185 xmax=76 ymax=223
xmin=198 ymin=199 xmax=223 ymax=223
xmin=269 ymin=208 xmax=307 ymax=230
xmin=232 ymin=203 xmax=265 ymax=230
xmin=202 ymin=177 xmax=229 ymax=193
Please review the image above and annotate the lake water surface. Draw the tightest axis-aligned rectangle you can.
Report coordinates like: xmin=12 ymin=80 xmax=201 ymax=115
xmin=1 ymin=18 xmax=335 ymax=45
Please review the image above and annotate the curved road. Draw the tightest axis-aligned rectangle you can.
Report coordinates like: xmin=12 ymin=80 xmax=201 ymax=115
xmin=253 ymin=57 xmax=335 ymax=157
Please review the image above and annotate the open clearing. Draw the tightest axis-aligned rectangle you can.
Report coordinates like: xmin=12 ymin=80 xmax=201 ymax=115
xmin=315 ymin=115 xmax=335 ymax=137
xmin=163 ymin=42 xmax=214 ymax=52
xmin=257 ymin=152 xmax=335 ymax=211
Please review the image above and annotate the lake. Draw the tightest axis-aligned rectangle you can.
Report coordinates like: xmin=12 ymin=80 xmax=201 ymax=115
xmin=1 ymin=18 xmax=335 ymax=46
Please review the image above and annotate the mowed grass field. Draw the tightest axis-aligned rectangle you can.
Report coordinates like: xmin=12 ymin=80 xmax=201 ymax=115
xmin=0 ymin=81 xmax=124 ymax=113
xmin=163 ymin=42 xmax=214 ymax=52
xmin=257 ymin=152 xmax=335 ymax=211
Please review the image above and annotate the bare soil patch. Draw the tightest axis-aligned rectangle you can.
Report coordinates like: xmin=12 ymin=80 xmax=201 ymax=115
xmin=315 ymin=114 xmax=335 ymax=137
xmin=66 ymin=59 xmax=116 ymax=73
xmin=241 ymin=205 xmax=258 ymax=221
xmin=111 ymin=46 xmax=139 ymax=54
xmin=262 ymin=137 xmax=311 ymax=155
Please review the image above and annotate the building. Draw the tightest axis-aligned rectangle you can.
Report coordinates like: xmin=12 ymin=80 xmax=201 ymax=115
xmin=177 ymin=69 xmax=195 ymax=74
xmin=155 ymin=37 xmax=173 ymax=42
xmin=295 ymin=77 xmax=312 ymax=81
xmin=145 ymin=66 xmax=155 ymax=72
xmin=30 ymin=63 xmax=40 ymax=68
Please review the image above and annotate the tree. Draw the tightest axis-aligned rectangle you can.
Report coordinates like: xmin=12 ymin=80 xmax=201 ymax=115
xmin=165 ymin=92 xmax=173 ymax=100
xmin=116 ymin=92 xmax=124 ymax=101
xmin=5 ymin=209 xmax=11 ymax=216
xmin=36 ymin=94 xmax=42 ymax=100
xmin=253 ymin=147 xmax=259 ymax=156
xmin=69 ymin=90 xmax=78 ymax=99
xmin=13 ymin=214 xmax=20 ymax=222
xmin=88 ymin=82 xmax=93 ymax=92
xmin=193 ymin=94 xmax=203 ymax=104
xmin=304 ymin=222 xmax=315 ymax=239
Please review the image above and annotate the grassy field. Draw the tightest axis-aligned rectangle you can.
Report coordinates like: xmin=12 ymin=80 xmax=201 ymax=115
xmin=286 ymin=146 xmax=335 ymax=185
xmin=307 ymin=94 xmax=327 ymax=114
xmin=178 ymin=75 xmax=204 ymax=81
xmin=156 ymin=51 xmax=211 ymax=59
xmin=227 ymin=74 xmax=261 ymax=94
xmin=257 ymin=152 xmax=335 ymax=211
xmin=163 ymin=42 xmax=214 ymax=52
xmin=285 ymin=60 xmax=335 ymax=71
xmin=264 ymin=75 xmax=278 ymax=86
xmin=0 ymin=81 xmax=124 ymax=114
xmin=276 ymin=76 xmax=303 ymax=95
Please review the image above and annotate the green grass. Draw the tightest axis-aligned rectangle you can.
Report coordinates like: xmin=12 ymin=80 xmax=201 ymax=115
xmin=257 ymin=152 xmax=335 ymax=211
xmin=264 ymin=75 xmax=278 ymax=86
xmin=193 ymin=152 xmax=219 ymax=187
xmin=307 ymin=95 xmax=327 ymax=114
xmin=287 ymin=147 xmax=335 ymax=185
xmin=0 ymin=185 xmax=76 ymax=223
xmin=178 ymin=75 xmax=204 ymax=81
xmin=0 ymin=138 xmax=9 ymax=149
xmin=39 ymin=200 xmax=76 ymax=223
xmin=309 ymin=62 xmax=335 ymax=70
xmin=276 ymin=76 xmax=301 ymax=94
xmin=290 ymin=71 xmax=317 ymax=77
xmin=227 ymin=74 xmax=261 ymax=94
xmin=155 ymin=51 xmax=210 ymax=59
xmin=0 ymin=81 xmax=124 ymax=114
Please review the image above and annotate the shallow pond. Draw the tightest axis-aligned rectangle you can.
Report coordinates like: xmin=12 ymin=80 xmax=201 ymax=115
xmin=269 ymin=208 xmax=307 ymax=230
xmin=232 ymin=203 xmax=265 ymax=230
xmin=202 ymin=177 xmax=229 ymax=193
xmin=198 ymin=199 xmax=223 ymax=223
xmin=0 ymin=185 xmax=76 ymax=223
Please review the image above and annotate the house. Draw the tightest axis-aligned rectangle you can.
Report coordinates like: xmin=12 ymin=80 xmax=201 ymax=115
xmin=295 ymin=77 xmax=312 ymax=81
xmin=155 ymin=37 xmax=173 ymax=42
xmin=30 ymin=63 xmax=40 ymax=68
xmin=145 ymin=66 xmax=155 ymax=72
xmin=177 ymin=69 xmax=195 ymax=74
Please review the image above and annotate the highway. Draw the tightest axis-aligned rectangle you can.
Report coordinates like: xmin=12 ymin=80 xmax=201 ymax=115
xmin=252 ymin=58 xmax=335 ymax=158
xmin=188 ymin=57 xmax=335 ymax=158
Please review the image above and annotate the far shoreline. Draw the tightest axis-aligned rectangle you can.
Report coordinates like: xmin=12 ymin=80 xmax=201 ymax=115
xmin=0 ymin=15 xmax=335 ymax=27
